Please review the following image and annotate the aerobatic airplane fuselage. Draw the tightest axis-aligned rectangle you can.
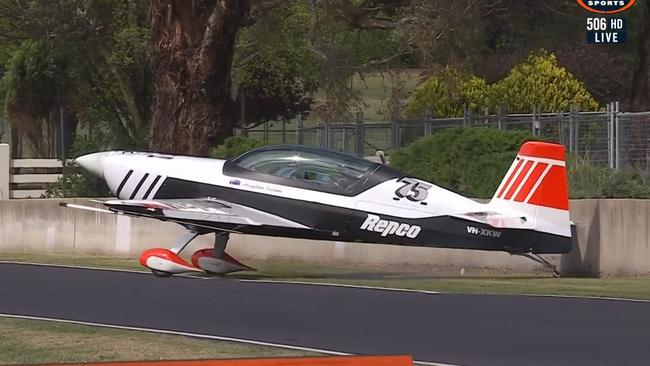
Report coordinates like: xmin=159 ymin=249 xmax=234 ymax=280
xmin=68 ymin=142 xmax=573 ymax=277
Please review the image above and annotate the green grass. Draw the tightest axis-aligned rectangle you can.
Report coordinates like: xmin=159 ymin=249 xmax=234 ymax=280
xmin=3 ymin=252 xmax=650 ymax=300
xmin=0 ymin=317 xmax=316 ymax=365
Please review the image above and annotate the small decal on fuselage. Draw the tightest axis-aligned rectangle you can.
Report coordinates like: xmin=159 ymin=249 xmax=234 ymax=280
xmin=467 ymin=226 xmax=502 ymax=238
xmin=360 ymin=214 xmax=421 ymax=238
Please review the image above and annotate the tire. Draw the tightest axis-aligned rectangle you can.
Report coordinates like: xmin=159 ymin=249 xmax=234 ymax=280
xmin=151 ymin=270 xmax=173 ymax=278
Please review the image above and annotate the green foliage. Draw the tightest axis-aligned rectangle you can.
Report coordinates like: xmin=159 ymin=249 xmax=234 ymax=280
xmin=404 ymin=67 xmax=490 ymax=118
xmin=392 ymin=127 xmax=650 ymax=199
xmin=492 ymin=52 xmax=600 ymax=113
xmin=390 ymin=127 xmax=536 ymax=198
xmin=212 ymin=136 xmax=269 ymax=159
xmin=47 ymin=105 xmax=147 ymax=198
xmin=0 ymin=0 xmax=152 ymax=157
xmin=567 ymin=156 xmax=650 ymax=199
xmin=46 ymin=134 xmax=113 ymax=198
xmin=234 ymin=1 xmax=317 ymax=126
xmin=405 ymin=52 xmax=601 ymax=119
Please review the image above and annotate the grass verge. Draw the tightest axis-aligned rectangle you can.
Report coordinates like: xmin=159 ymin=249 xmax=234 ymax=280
xmin=0 ymin=317 xmax=315 ymax=365
xmin=2 ymin=252 xmax=650 ymax=300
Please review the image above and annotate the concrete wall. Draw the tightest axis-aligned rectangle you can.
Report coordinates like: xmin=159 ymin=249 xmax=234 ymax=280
xmin=1 ymin=198 xmax=649 ymax=276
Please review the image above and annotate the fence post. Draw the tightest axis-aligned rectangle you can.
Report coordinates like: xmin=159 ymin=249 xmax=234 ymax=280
xmin=263 ymin=121 xmax=269 ymax=141
xmin=0 ymin=143 xmax=9 ymax=200
xmin=424 ymin=108 xmax=432 ymax=136
xmin=390 ymin=119 xmax=398 ymax=151
xmin=355 ymin=111 xmax=364 ymax=156
xmin=463 ymin=106 xmax=470 ymax=127
xmin=316 ymin=120 xmax=325 ymax=148
xmin=557 ymin=110 xmax=564 ymax=146
xmin=607 ymin=102 xmax=614 ymax=169
xmin=281 ymin=119 xmax=287 ymax=144
xmin=568 ymin=105 xmax=574 ymax=153
xmin=532 ymin=106 xmax=540 ymax=136
xmin=296 ymin=114 xmax=304 ymax=145
xmin=497 ymin=106 xmax=505 ymax=130
xmin=325 ymin=123 xmax=331 ymax=149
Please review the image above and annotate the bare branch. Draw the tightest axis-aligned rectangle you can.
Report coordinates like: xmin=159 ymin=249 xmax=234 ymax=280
xmin=353 ymin=50 xmax=410 ymax=70
xmin=307 ymin=0 xmax=328 ymax=60
xmin=323 ymin=0 xmax=398 ymax=30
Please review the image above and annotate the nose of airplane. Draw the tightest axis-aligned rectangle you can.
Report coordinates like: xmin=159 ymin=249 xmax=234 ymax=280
xmin=75 ymin=152 xmax=109 ymax=178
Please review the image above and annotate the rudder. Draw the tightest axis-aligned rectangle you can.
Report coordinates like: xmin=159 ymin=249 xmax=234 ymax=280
xmin=489 ymin=141 xmax=571 ymax=239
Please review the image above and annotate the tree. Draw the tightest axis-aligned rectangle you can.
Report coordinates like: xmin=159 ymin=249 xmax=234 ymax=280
xmin=233 ymin=1 xmax=318 ymax=128
xmin=147 ymin=0 xmax=477 ymax=155
xmin=0 ymin=0 xmax=151 ymax=157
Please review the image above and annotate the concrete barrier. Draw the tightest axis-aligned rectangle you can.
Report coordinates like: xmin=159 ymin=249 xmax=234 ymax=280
xmin=1 ymin=198 xmax=649 ymax=276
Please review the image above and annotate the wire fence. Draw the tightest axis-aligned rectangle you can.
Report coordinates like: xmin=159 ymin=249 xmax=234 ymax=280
xmin=243 ymin=102 xmax=650 ymax=172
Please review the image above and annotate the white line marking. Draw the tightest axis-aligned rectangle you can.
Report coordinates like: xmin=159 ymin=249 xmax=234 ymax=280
xmin=0 ymin=261 xmax=207 ymax=279
xmin=518 ymin=293 xmax=650 ymax=303
xmin=524 ymin=163 xmax=553 ymax=203
xmin=509 ymin=162 xmax=537 ymax=201
xmin=240 ymin=279 xmax=441 ymax=295
xmin=2 ymin=261 xmax=649 ymax=303
xmin=517 ymin=155 xmax=566 ymax=167
xmin=0 ymin=313 xmax=458 ymax=366
xmin=498 ymin=159 xmax=525 ymax=198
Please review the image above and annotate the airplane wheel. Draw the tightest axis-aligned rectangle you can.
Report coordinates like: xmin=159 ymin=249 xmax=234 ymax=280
xmin=151 ymin=269 xmax=173 ymax=278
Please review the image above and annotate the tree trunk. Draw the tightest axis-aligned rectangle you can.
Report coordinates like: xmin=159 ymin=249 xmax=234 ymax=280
xmin=630 ymin=3 xmax=650 ymax=111
xmin=628 ymin=3 xmax=650 ymax=170
xmin=149 ymin=1 xmax=245 ymax=156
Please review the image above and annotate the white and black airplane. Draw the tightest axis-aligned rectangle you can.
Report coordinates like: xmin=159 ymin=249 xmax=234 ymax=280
xmin=64 ymin=141 xmax=573 ymax=277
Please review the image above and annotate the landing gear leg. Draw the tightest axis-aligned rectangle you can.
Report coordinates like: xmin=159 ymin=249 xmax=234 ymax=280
xmin=519 ymin=253 xmax=561 ymax=278
xmin=191 ymin=232 xmax=254 ymax=274
xmin=212 ymin=232 xmax=229 ymax=258
xmin=170 ymin=231 xmax=199 ymax=255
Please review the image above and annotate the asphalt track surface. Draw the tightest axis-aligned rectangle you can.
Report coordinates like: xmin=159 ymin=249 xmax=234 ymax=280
xmin=1 ymin=263 xmax=650 ymax=366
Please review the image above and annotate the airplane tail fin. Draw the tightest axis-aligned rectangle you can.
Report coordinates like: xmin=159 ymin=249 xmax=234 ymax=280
xmin=488 ymin=141 xmax=571 ymax=239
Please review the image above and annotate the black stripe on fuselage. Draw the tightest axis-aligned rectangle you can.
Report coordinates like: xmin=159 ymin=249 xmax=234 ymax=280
xmin=115 ymin=170 xmax=134 ymax=198
xmin=143 ymin=175 xmax=161 ymax=199
xmin=154 ymin=178 xmax=572 ymax=254
xmin=130 ymin=173 xmax=149 ymax=199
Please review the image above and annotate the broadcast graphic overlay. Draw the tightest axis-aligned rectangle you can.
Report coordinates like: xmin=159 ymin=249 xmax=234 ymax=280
xmin=577 ymin=0 xmax=636 ymax=44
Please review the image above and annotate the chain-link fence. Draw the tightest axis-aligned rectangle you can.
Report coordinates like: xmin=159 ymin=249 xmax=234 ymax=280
xmin=243 ymin=102 xmax=650 ymax=172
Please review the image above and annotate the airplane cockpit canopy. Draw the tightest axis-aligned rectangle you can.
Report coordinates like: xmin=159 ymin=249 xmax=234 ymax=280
xmin=225 ymin=145 xmax=401 ymax=196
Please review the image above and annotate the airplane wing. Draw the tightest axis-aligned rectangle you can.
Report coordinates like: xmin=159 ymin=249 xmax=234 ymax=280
xmin=60 ymin=198 xmax=310 ymax=230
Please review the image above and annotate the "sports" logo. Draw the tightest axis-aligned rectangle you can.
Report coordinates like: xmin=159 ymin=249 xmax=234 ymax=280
xmin=576 ymin=0 xmax=635 ymax=14
xmin=360 ymin=214 xmax=421 ymax=238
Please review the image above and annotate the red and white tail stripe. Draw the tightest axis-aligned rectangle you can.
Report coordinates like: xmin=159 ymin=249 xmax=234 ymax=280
xmin=493 ymin=142 xmax=568 ymax=211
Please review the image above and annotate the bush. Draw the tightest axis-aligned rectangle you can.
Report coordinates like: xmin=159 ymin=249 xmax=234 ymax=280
xmin=404 ymin=51 xmax=601 ymax=118
xmin=404 ymin=67 xmax=490 ymax=118
xmin=391 ymin=127 xmax=650 ymax=199
xmin=390 ymin=127 xmax=536 ymax=198
xmin=492 ymin=52 xmax=600 ymax=113
xmin=212 ymin=136 xmax=269 ymax=159
xmin=567 ymin=156 xmax=650 ymax=198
